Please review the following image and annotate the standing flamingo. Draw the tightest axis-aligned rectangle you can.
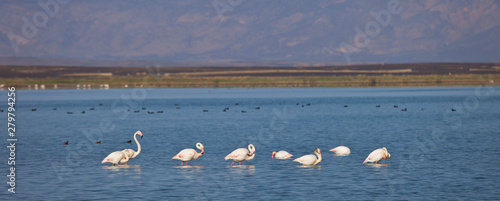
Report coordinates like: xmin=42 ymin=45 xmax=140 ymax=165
xmin=224 ymin=144 xmax=255 ymax=165
xmin=272 ymin=150 xmax=293 ymax=159
xmin=293 ymin=148 xmax=322 ymax=166
xmin=122 ymin=131 xmax=143 ymax=164
xmin=363 ymin=147 xmax=391 ymax=164
xmin=102 ymin=151 xmax=129 ymax=166
xmin=172 ymin=142 xmax=205 ymax=165
xmin=329 ymin=146 xmax=351 ymax=156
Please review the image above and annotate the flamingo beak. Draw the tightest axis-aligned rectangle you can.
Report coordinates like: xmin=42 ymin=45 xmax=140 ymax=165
xmin=330 ymin=149 xmax=336 ymax=152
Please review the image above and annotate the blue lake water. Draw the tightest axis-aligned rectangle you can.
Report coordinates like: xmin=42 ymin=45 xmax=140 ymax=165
xmin=1 ymin=87 xmax=500 ymax=200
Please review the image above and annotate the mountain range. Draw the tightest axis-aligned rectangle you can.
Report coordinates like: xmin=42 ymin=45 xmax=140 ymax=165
xmin=0 ymin=0 xmax=499 ymax=67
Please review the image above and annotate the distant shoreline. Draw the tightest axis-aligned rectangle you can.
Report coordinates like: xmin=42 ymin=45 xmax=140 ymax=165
xmin=1 ymin=74 xmax=498 ymax=90
xmin=1 ymin=64 xmax=498 ymax=89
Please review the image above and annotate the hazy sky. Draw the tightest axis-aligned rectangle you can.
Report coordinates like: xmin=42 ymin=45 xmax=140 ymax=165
xmin=1 ymin=0 xmax=499 ymax=65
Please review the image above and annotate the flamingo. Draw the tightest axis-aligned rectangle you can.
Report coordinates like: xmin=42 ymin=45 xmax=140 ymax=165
xmin=120 ymin=149 xmax=132 ymax=165
xmin=225 ymin=144 xmax=255 ymax=165
xmin=122 ymin=131 xmax=143 ymax=164
xmin=293 ymin=148 xmax=322 ymax=166
xmin=272 ymin=150 xmax=293 ymax=159
xmin=363 ymin=147 xmax=391 ymax=164
xmin=329 ymin=146 xmax=351 ymax=156
xmin=102 ymin=151 xmax=129 ymax=166
xmin=172 ymin=143 xmax=205 ymax=165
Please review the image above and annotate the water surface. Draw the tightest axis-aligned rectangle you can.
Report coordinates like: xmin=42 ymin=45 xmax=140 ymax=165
xmin=1 ymin=87 xmax=499 ymax=200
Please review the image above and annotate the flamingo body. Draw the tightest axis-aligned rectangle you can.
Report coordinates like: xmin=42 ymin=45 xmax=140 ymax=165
xmin=363 ymin=147 xmax=391 ymax=164
xmin=102 ymin=151 xmax=129 ymax=165
xmin=173 ymin=143 xmax=204 ymax=165
xmin=293 ymin=148 xmax=322 ymax=166
xmin=330 ymin=146 xmax=351 ymax=156
xmin=120 ymin=149 xmax=132 ymax=164
xmin=225 ymin=144 xmax=255 ymax=165
xmin=272 ymin=150 xmax=293 ymax=159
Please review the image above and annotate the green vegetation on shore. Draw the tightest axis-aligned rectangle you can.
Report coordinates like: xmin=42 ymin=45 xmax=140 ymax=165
xmin=0 ymin=74 xmax=497 ymax=89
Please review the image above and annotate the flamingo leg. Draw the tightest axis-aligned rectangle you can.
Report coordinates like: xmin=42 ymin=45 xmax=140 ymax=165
xmin=181 ymin=162 xmax=184 ymax=166
xmin=186 ymin=161 xmax=188 ymax=165
xmin=231 ymin=161 xmax=235 ymax=165
xmin=239 ymin=161 xmax=241 ymax=165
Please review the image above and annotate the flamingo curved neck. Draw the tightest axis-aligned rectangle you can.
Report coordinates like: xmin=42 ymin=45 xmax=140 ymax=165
xmin=314 ymin=151 xmax=322 ymax=165
xmin=132 ymin=132 xmax=141 ymax=158
xmin=247 ymin=153 xmax=255 ymax=160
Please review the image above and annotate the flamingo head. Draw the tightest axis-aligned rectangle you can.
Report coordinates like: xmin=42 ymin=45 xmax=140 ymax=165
xmin=101 ymin=158 xmax=110 ymax=164
xmin=196 ymin=143 xmax=204 ymax=154
xmin=136 ymin=131 xmax=143 ymax=138
xmin=382 ymin=147 xmax=390 ymax=159
xmin=272 ymin=151 xmax=277 ymax=158
xmin=314 ymin=148 xmax=321 ymax=155
xmin=134 ymin=131 xmax=142 ymax=138
xmin=329 ymin=148 xmax=336 ymax=153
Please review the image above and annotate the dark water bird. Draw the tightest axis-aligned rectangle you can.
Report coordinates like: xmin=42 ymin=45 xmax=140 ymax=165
xmin=67 ymin=112 xmax=73 ymax=114
xmin=63 ymin=141 xmax=69 ymax=145
xmin=31 ymin=108 xmax=37 ymax=111
xmin=157 ymin=111 xmax=163 ymax=113
xmin=421 ymin=108 xmax=424 ymax=110
xmin=99 ymin=103 xmax=103 ymax=106
xmin=148 ymin=111 xmax=154 ymax=114
xmin=296 ymin=103 xmax=299 ymax=105
xmin=302 ymin=105 xmax=304 ymax=107
xmin=223 ymin=109 xmax=227 ymax=112
xmin=53 ymin=108 xmax=57 ymax=110
xmin=176 ymin=107 xmax=181 ymax=109
xmin=203 ymin=110 xmax=209 ymax=112
xmin=126 ymin=140 xmax=132 ymax=143
xmin=0 ymin=109 xmax=4 ymax=112
xmin=82 ymin=111 xmax=85 ymax=114
xmin=451 ymin=109 xmax=456 ymax=112
xmin=394 ymin=105 xmax=398 ymax=108
xmin=134 ymin=110 xmax=140 ymax=113
xmin=376 ymin=105 xmax=381 ymax=107
xmin=344 ymin=105 xmax=348 ymax=108
xmin=90 ymin=108 xmax=95 ymax=110
xmin=142 ymin=107 xmax=146 ymax=110
xmin=255 ymin=107 xmax=260 ymax=109
xmin=235 ymin=103 xmax=239 ymax=106
xmin=401 ymin=108 xmax=407 ymax=111
xmin=241 ymin=110 xmax=247 ymax=113
xmin=127 ymin=109 xmax=130 ymax=111
xmin=306 ymin=103 xmax=311 ymax=106
xmin=95 ymin=141 xmax=101 ymax=144
xmin=174 ymin=104 xmax=179 ymax=106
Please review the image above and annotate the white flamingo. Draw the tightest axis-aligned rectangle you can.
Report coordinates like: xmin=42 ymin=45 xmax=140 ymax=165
xmin=272 ymin=150 xmax=293 ymax=159
xmin=172 ymin=142 xmax=205 ymax=165
xmin=363 ymin=147 xmax=391 ymax=164
xmin=224 ymin=144 xmax=255 ymax=165
xmin=122 ymin=131 xmax=143 ymax=164
xmin=329 ymin=146 xmax=351 ymax=156
xmin=293 ymin=148 xmax=322 ymax=166
xmin=102 ymin=151 xmax=129 ymax=166
xmin=120 ymin=149 xmax=132 ymax=165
